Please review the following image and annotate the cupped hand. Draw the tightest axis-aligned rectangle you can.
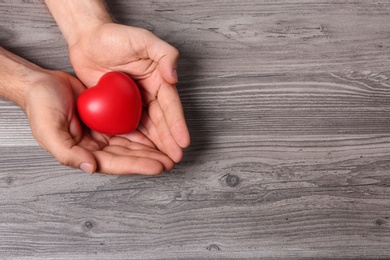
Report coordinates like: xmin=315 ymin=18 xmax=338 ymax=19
xmin=25 ymin=70 xmax=174 ymax=175
xmin=68 ymin=23 xmax=190 ymax=162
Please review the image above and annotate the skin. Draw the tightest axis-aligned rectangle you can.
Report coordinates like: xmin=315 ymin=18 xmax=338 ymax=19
xmin=0 ymin=47 xmax=175 ymax=175
xmin=44 ymin=0 xmax=191 ymax=164
xmin=1 ymin=0 xmax=191 ymax=175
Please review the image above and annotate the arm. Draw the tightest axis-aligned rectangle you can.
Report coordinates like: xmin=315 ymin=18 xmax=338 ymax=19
xmin=0 ymin=47 xmax=42 ymax=108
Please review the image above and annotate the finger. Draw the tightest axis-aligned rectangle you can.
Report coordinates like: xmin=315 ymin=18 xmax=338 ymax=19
xmin=158 ymin=82 xmax=191 ymax=148
xmin=139 ymin=111 xmax=164 ymax=152
xmin=108 ymin=136 xmax=157 ymax=151
xmin=103 ymin=145 xmax=174 ymax=171
xmin=117 ymin=130 xmax=156 ymax=148
xmin=148 ymin=98 xmax=183 ymax=162
xmin=93 ymin=150 xmax=165 ymax=175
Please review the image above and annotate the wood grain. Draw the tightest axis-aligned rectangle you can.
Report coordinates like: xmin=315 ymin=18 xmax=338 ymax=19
xmin=1 ymin=0 xmax=390 ymax=259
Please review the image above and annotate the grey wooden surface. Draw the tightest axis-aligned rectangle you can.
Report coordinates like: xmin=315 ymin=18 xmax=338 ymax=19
xmin=1 ymin=0 xmax=390 ymax=259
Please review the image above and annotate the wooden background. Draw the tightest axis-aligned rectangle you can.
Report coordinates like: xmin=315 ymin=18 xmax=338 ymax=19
xmin=1 ymin=0 xmax=390 ymax=259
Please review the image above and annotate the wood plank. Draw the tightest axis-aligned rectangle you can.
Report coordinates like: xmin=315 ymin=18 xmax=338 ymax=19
xmin=1 ymin=0 xmax=390 ymax=259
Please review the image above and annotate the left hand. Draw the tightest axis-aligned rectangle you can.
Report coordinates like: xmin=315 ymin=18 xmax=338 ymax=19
xmin=68 ymin=23 xmax=190 ymax=163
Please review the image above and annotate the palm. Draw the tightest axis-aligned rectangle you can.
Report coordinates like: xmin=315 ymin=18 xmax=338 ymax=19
xmin=69 ymin=23 xmax=190 ymax=162
xmin=26 ymin=71 xmax=173 ymax=175
xmin=69 ymin=24 xmax=159 ymax=90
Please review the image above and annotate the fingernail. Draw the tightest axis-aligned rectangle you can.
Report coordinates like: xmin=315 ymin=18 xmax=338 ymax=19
xmin=172 ymin=69 xmax=178 ymax=82
xmin=80 ymin=163 xmax=93 ymax=174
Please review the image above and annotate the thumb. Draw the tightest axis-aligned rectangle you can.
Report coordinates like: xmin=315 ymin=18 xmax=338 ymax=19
xmin=46 ymin=131 xmax=96 ymax=173
xmin=35 ymin=125 xmax=97 ymax=174
xmin=55 ymin=140 xmax=96 ymax=174
xmin=148 ymin=37 xmax=179 ymax=85
xmin=158 ymin=48 xmax=179 ymax=85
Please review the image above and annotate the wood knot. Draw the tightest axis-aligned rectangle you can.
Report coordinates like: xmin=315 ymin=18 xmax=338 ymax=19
xmin=4 ymin=176 xmax=13 ymax=185
xmin=206 ymin=244 xmax=221 ymax=251
xmin=84 ymin=220 xmax=95 ymax=230
xmin=226 ymin=174 xmax=240 ymax=187
xmin=374 ymin=218 xmax=386 ymax=226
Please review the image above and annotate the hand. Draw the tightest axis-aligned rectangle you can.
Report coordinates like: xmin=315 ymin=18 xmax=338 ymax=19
xmin=25 ymin=70 xmax=174 ymax=175
xmin=68 ymin=23 xmax=190 ymax=163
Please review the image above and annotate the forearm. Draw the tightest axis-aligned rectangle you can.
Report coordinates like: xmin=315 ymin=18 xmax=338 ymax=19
xmin=44 ymin=0 xmax=113 ymax=47
xmin=0 ymin=47 xmax=45 ymax=109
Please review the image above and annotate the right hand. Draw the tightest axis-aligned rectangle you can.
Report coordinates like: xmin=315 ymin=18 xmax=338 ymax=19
xmin=68 ymin=23 xmax=190 ymax=163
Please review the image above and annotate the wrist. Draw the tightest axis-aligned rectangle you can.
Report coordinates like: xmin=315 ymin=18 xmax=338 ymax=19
xmin=67 ymin=20 xmax=111 ymax=48
xmin=0 ymin=47 xmax=48 ymax=109
xmin=45 ymin=0 xmax=113 ymax=47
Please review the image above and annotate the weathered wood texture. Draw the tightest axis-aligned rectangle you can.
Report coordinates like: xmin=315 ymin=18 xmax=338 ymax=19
xmin=1 ymin=0 xmax=390 ymax=259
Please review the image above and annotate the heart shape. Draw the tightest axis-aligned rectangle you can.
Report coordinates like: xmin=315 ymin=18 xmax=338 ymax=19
xmin=77 ymin=71 xmax=142 ymax=135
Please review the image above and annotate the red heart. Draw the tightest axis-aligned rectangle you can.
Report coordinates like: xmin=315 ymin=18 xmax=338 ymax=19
xmin=77 ymin=71 xmax=142 ymax=135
